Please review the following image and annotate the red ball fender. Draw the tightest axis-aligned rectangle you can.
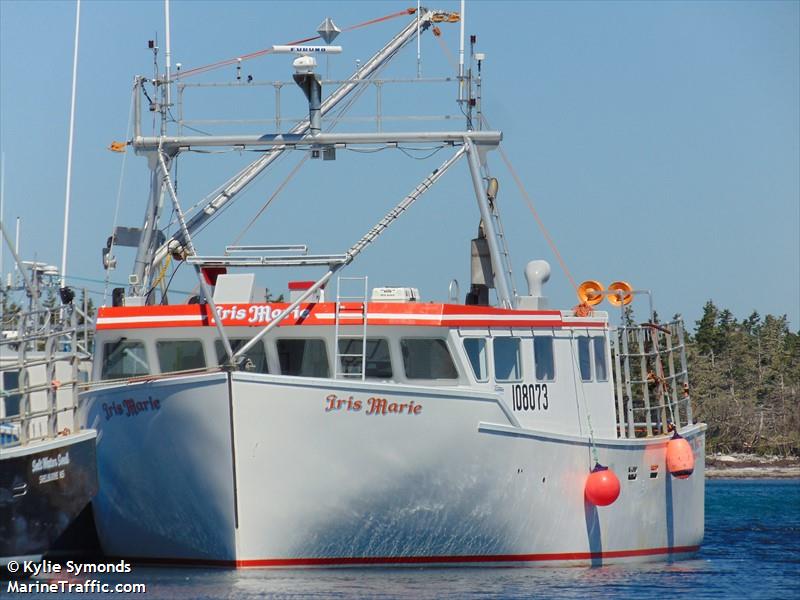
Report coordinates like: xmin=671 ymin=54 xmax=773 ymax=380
xmin=666 ymin=432 xmax=695 ymax=479
xmin=585 ymin=463 xmax=621 ymax=506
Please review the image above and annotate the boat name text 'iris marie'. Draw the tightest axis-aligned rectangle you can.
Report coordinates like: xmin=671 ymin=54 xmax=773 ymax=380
xmin=325 ymin=394 xmax=423 ymax=416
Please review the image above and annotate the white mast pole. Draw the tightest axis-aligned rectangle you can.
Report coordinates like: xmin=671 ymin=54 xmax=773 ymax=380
xmin=458 ymin=0 xmax=465 ymax=101
xmin=60 ymin=0 xmax=81 ymax=289
xmin=416 ymin=0 xmax=421 ymax=78
xmin=1 ymin=152 xmax=5 ymax=286
xmin=165 ymin=0 xmax=171 ymax=108
xmin=14 ymin=217 xmax=20 ymax=280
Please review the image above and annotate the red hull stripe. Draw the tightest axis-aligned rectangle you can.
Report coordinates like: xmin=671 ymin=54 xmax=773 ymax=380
xmin=117 ymin=545 xmax=700 ymax=569
xmin=95 ymin=303 xmax=607 ymax=331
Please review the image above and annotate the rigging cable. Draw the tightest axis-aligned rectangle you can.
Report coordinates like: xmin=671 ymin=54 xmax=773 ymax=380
xmin=397 ymin=144 xmax=446 ymax=160
xmin=230 ymin=153 xmax=310 ymax=247
xmin=174 ymin=8 xmax=417 ymax=80
xmin=432 ymin=27 xmax=458 ymax=73
xmin=161 ymin=8 xmax=422 ymax=264
xmin=569 ymin=332 xmax=601 ymax=466
xmin=481 ymin=115 xmax=579 ymax=294
xmin=167 ymin=108 xmax=212 ymax=136
xmin=196 ymin=35 xmax=403 ymax=245
xmin=429 ymin=29 xmax=578 ymax=295
xmin=222 ymin=75 xmax=374 ymax=244
xmin=103 ymin=82 xmax=137 ymax=306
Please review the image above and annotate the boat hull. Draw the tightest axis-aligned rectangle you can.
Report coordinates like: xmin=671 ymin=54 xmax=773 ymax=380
xmin=81 ymin=372 xmax=705 ymax=567
xmin=0 ymin=431 xmax=98 ymax=567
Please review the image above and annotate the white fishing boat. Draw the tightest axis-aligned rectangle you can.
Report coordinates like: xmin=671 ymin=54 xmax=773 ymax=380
xmin=79 ymin=5 xmax=704 ymax=567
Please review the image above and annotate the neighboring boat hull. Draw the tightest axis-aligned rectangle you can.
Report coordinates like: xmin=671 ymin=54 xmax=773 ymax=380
xmin=81 ymin=372 xmax=705 ymax=567
xmin=0 ymin=430 xmax=98 ymax=566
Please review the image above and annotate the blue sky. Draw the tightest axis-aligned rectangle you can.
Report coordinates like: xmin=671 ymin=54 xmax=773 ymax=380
xmin=1 ymin=0 xmax=798 ymax=329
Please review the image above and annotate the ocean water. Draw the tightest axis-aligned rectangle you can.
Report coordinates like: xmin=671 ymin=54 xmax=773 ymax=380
xmin=18 ymin=479 xmax=800 ymax=599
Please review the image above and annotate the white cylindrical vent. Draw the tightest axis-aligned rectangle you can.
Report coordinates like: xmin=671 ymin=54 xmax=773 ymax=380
xmin=525 ymin=259 xmax=551 ymax=297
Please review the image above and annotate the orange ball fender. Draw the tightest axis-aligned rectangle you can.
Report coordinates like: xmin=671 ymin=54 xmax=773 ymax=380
xmin=585 ymin=463 xmax=621 ymax=506
xmin=666 ymin=432 xmax=695 ymax=479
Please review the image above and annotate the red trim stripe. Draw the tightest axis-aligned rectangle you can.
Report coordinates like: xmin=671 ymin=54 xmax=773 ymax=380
xmin=95 ymin=303 xmax=608 ymax=331
xmin=116 ymin=545 xmax=700 ymax=569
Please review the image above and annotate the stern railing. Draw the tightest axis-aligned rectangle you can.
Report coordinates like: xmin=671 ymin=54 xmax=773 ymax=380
xmin=0 ymin=304 xmax=92 ymax=448
xmin=611 ymin=318 xmax=693 ymax=438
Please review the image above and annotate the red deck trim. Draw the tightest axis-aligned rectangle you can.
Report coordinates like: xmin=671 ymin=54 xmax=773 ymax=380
xmin=117 ymin=545 xmax=700 ymax=569
xmin=96 ymin=302 xmax=607 ymax=331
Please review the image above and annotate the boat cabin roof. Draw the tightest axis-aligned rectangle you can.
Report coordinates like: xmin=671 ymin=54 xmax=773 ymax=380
xmin=96 ymin=302 xmax=608 ymax=331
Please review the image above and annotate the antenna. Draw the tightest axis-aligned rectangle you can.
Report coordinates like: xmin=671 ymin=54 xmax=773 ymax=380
xmin=273 ymin=40 xmax=343 ymax=139
xmin=458 ymin=0 xmax=465 ymax=101
xmin=60 ymin=0 xmax=80 ymax=291
xmin=15 ymin=217 xmax=20 ymax=265
xmin=164 ymin=0 xmax=172 ymax=108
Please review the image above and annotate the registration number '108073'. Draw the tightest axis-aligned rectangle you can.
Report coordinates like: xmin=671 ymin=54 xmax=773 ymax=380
xmin=511 ymin=383 xmax=549 ymax=411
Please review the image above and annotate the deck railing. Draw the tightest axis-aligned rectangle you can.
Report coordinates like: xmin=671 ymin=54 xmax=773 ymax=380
xmin=611 ymin=318 xmax=693 ymax=438
xmin=0 ymin=304 xmax=92 ymax=448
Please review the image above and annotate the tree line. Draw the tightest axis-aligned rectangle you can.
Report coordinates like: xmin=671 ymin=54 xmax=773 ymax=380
xmin=689 ymin=301 xmax=799 ymax=456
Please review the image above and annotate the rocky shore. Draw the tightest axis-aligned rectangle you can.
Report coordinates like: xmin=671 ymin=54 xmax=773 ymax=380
xmin=705 ymin=453 xmax=800 ymax=479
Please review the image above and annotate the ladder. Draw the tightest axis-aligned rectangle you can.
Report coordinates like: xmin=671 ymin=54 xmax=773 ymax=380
xmin=333 ymin=276 xmax=369 ymax=381
xmin=489 ymin=202 xmax=518 ymax=298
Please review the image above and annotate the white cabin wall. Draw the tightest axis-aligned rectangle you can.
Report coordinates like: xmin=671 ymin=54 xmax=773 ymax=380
xmin=560 ymin=328 xmax=617 ymax=439
xmin=92 ymin=321 xmax=619 ymax=439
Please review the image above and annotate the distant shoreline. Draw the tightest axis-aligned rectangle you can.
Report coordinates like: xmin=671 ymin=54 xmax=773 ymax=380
xmin=705 ymin=453 xmax=800 ymax=479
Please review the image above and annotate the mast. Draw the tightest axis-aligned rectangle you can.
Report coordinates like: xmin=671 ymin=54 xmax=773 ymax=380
xmin=60 ymin=0 xmax=81 ymax=290
xmin=0 ymin=221 xmax=37 ymax=308
xmin=164 ymin=0 xmax=172 ymax=109
xmin=1 ymin=152 xmax=4 ymax=288
xmin=416 ymin=0 xmax=421 ymax=78
xmin=465 ymin=137 xmax=513 ymax=308
xmin=458 ymin=0 xmax=465 ymax=102
xmin=140 ymin=9 xmax=440 ymax=288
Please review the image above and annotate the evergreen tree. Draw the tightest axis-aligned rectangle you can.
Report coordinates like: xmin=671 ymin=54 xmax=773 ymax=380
xmin=695 ymin=300 xmax=719 ymax=356
xmin=689 ymin=303 xmax=800 ymax=456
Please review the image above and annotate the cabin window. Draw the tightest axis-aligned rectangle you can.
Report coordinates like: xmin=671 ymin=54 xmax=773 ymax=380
xmin=156 ymin=340 xmax=206 ymax=373
xmin=533 ymin=336 xmax=555 ymax=381
xmin=593 ymin=337 xmax=608 ymax=382
xmin=577 ymin=336 xmax=592 ymax=381
xmin=338 ymin=338 xmax=392 ymax=379
xmin=102 ymin=340 xmax=149 ymax=379
xmin=400 ymin=339 xmax=458 ymax=380
xmin=215 ymin=339 xmax=268 ymax=373
xmin=493 ymin=337 xmax=522 ymax=382
xmin=277 ymin=339 xmax=329 ymax=378
xmin=2 ymin=371 xmax=21 ymax=416
xmin=463 ymin=338 xmax=488 ymax=381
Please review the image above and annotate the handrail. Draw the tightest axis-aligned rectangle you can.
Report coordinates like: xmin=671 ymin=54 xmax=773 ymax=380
xmin=611 ymin=318 xmax=693 ymax=439
xmin=0 ymin=304 xmax=88 ymax=445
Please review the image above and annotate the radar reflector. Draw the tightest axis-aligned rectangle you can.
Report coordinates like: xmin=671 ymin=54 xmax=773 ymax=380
xmin=317 ymin=17 xmax=341 ymax=44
